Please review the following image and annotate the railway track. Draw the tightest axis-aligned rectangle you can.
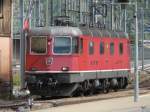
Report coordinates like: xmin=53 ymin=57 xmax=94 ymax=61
xmin=0 ymin=101 xmax=26 ymax=108
xmin=1 ymin=87 xmax=149 ymax=111
xmin=1 ymin=69 xmax=150 ymax=111
xmin=0 ymin=100 xmax=29 ymax=112
xmin=31 ymin=70 xmax=150 ymax=111
xmin=31 ymin=87 xmax=150 ymax=111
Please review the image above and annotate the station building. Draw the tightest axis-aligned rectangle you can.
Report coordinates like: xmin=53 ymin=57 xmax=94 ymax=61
xmin=0 ymin=0 xmax=12 ymax=98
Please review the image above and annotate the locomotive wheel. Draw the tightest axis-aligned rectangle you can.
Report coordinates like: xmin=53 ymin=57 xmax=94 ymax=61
xmin=82 ymin=80 xmax=89 ymax=91
xmin=103 ymin=79 xmax=109 ymax=93
xmin=82 ymin=80 xmax=89 ymax=95
xmin=110 ymin=78 xmax=118 ymax=92
xmin=72 ymin=84 xmax=84 ymax=97
xmin=122 ymin=78 xmax=128 ymax=89
xmin=87 ymin=81 xmax=94 ymax=96
xmin=82 ymin=80 xmax=94 ymax=96
xmin=119 ymin=77 xmax=128 ymax=89
xmin=120 ymin=78 xmax=124 ymax=89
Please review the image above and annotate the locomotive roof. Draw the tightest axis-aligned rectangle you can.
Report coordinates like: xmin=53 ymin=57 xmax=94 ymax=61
xmin=29 ymin=26 xmax=82 ymax=37
xmin=29 ymin=26 xmax=129 ymax=38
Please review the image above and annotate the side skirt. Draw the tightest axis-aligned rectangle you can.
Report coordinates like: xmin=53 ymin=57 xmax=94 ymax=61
xmin=53 ymin=70 xmax=129 ymax=83
xmin=26 ymin=70 xmax=129 ymax=97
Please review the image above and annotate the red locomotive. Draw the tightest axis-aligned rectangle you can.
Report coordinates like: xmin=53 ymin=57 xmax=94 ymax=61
xmin=25 ymin=26 xmax=130 ymax=97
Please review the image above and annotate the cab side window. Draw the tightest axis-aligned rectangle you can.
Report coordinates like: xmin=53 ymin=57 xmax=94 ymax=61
xmin=79 ymin=38 xmax=83 ymax=54
xmin=72 ymin=38 xmax=79 ymax=53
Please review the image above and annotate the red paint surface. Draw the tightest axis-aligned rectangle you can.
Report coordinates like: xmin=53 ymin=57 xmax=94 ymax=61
xmin=26 ymin=35 xmax=130 ymax=72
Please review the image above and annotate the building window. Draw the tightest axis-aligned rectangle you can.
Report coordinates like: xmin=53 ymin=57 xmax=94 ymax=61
xmin=89 ymin=41 xmax=94 ymax=55
xmin=0 ymin=0 xmax=3 ymax=18
xmin=110 ymin=42 xmax=114 ymax=55
xmin=119 ymin=43 xmax=123 ymax=55
xmin=100 ymin=42 xmax=104 ymax=54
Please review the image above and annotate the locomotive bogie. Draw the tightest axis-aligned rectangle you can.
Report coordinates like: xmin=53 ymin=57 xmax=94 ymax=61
xmin=26 ymin=71 xmax=129 ymax=96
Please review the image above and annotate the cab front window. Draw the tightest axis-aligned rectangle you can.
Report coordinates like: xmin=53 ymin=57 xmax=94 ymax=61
xmin=53 ymin=36 xmax=71 ymax=54
xmin=30 ymin=36 xmax=47 ymax=54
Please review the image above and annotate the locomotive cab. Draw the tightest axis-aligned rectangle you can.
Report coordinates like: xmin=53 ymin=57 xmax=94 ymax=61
xmin=26 ymin=34 xmax=83 ymax=72
xmin=25 ymin=27 xmax=84 ymax=96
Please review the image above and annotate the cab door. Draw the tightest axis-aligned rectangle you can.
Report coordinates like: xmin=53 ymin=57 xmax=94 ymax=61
xmin=78 ymin=36 xmax=88 ymax=71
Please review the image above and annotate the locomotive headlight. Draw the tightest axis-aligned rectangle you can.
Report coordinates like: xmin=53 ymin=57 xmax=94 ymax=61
xmin=61 ymin=67 xmax=69 ymax=71
xmin=31 ymin=67 xmax=38 ymax=71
